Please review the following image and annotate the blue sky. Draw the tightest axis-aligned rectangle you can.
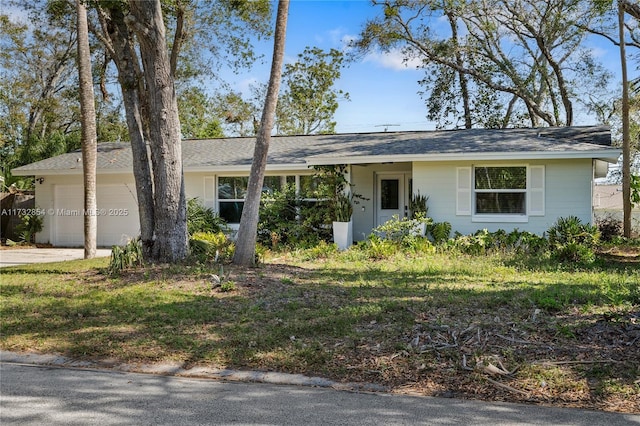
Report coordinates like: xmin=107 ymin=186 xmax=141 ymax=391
xmin=224 ymin=0 xmax=433 ymax=134
xmin=222 ymin=0 xmax=628 ymax=134
xmin=2 ymin=0 xmax=629 ymax=134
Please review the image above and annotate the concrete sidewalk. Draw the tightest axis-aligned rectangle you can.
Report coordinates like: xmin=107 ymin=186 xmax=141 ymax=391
xmin=0 ymin=248 xmax=111 ymax=267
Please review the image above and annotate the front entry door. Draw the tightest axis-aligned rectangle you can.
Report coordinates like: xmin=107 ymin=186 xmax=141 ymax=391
xmin=376 ymin=173 xmax=409 ymax=227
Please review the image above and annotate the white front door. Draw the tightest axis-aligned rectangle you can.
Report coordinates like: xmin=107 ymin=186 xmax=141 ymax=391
xmin=376 ymin=173 xmax=409 ymax=227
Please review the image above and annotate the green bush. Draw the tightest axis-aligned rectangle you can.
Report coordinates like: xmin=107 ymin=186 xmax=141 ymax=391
xmin=187 ymin=198 xmax=228 ymax=235
xmin=546 ymin=216 xmax=600 ymax=263
xmin=429 ymin=221 xmax=451 ymax=244
xmin=299 ymin=240 xmax=339 ymax=260
xmin=361 ymin=234 xmax=399 ymax=259
xmin=450 ymin=230 xmax=491 ymax=255
xmin=508 ymin=230 xmax=548 ymax=255
xmin=373 ymin=214 xmax=431 ymax=243
xmin=189 ymin=231 xmax=235 ymax=264
xmin=258 ymin=185 xmax=331 ymax=249
xmin=109 ymin=238 xmax=143 ymax=274
xmin=448 ymin=228 xmax=548 ymax=256
xmin=17 ymin=213 xmax=43 ymax=244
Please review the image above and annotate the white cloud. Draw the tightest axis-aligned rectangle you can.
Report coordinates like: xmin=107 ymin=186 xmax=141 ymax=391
xmin=236 ymin=77 xmax=260 ymax=96
xmin=363 ymin=48 xmax=423 ymax=71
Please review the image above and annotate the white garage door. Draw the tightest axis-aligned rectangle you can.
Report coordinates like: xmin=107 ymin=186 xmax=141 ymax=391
xmin=53 ymin=184 xmax=140 ymax=247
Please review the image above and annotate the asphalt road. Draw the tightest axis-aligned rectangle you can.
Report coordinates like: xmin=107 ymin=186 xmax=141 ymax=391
xmin=1 ymin=362 xmax=638 ymax=425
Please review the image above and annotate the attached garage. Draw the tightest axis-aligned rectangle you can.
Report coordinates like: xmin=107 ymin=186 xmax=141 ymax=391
xmin=51 ymin=184 xmax=139 ymax=247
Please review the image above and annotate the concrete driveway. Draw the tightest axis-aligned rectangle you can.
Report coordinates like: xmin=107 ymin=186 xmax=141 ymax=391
xmin=0 ymin=248 xmax=111 ymax=268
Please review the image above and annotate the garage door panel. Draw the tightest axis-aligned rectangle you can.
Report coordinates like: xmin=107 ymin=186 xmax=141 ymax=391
xmin=53 ymin=184 xmax=139 ymax=247
xmin=97 ymin=185 xmax=139 ymax=246
xmin=54 ymin=185 xmax=83 ymax=247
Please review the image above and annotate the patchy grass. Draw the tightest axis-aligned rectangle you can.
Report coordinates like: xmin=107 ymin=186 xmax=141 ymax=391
xmin=1 ymin=250 xmax=638 ymax=413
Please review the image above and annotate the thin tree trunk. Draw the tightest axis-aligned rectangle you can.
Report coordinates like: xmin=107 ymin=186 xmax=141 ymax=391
xmin=233 ymin=0 xmax=289 ymax=266
xmin=76 ymin=0 xmax=97 ymax=259
xmin=128 ymin=0 xmax=188 ymax=262
xmin=619 ymin=1 xmax=632 ymax=238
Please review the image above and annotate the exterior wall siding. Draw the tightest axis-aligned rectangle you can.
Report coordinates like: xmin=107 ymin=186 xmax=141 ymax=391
xmin=33 ymin=158 xmax=596 ymax=245
xmin=413 ymin=159 xmax=594 ymax=236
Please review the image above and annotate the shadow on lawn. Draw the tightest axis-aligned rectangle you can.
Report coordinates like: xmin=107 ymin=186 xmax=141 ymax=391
xmin=2 ymin=260 xmax=639 ymax=411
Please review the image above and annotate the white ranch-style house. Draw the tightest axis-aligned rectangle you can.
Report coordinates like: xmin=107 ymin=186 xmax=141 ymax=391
xmin=12 ymin=126 xmax=620 ymax=247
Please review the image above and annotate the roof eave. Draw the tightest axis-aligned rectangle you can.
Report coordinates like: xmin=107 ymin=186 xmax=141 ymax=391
xmin=305 ymin=149 xmax=623 ymax=166
xmin=184 ymin=163 xmax=311 ymax=173
xmin=10 ymin=167 xmax=132 ymax=176
xmin=13 ymin=163 xmax=313 ymax=176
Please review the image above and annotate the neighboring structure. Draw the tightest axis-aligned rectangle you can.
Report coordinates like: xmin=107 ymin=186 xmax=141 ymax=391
xmin=594 ymin=184 xmax=640 ymax=235
xmin=12 ymin=126 xmax=620 ymax=247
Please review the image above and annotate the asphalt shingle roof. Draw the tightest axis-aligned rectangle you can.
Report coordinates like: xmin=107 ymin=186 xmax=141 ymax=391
xmin=12 ymin=126 xmax=617 ymax=175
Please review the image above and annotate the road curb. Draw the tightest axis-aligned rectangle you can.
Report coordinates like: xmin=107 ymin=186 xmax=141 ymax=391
xmin=0 ymin=350 xmax=387 ymax=393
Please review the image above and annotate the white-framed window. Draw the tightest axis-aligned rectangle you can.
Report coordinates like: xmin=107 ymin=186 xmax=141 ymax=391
xmin=456 ymin=165 xmax=545 ymax=222
xmin=218 ymin=176 xmax=249 ymax=223
xmin=475 ymin=166 xmax=527 ymax=215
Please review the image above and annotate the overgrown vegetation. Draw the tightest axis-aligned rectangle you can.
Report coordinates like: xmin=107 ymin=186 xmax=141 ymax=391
xmin=257 ymin=184 xmax=327 ymax=249
xmin=16 ymin=213 xmax=43 ymax=244
xmin=547 ymin=216 xmax=600 ymax=264
xmin=187 ymin=198 xmax=228 ymax=236
xmin=2 ymin=240 xmax=638 ymax=413
xmin=108 ymin=238 xmax=143 ymax=274
xmin=189 ymin=231 xmax=235 ymax=264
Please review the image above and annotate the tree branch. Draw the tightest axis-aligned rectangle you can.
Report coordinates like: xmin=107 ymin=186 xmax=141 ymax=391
xmin=169 ymin=0 xmax=185 ymax=78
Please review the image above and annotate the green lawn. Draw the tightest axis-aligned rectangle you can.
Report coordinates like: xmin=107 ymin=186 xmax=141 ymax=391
xmin=1 ymin=250 xmax=638 ymax=413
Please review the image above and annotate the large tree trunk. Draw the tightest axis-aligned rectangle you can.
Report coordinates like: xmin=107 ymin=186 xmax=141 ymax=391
xmin=76 ymin=0 xmax=97 ymax=259
xmin=127 ymin=0 xmax=188 ymax=262
xmin=101 ymin=6 xmax=156 ymax=259
xmin=233 ymin=0 xmax=289 ymax=266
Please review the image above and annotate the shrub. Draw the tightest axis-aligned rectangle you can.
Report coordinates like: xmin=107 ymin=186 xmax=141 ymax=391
xmin=450 ymin=230 xmax=491 ymax=255
xmin=187 ymin=198 xmax=228 ymax=235
xmin=373 ymin=214 xmax=431 ymax=243
xmin=508 ymin=230 xmax=548 ymax=255
xmin=447 ymin=229 xmax=548 ymax=257
xmin=220 ymin=281 xmax=237 ymax=292
xmin=189 ymin=231 xmax=234 ymax=264
xmin=109 ymin=238 xmax=143 ymax=274
xmin=17 ymin=213 xmax=43 ymax=244
xmin=429 ymin=221 xmax=451 ymax=244
xmin=361 ymin=234 xmax=399 ymax=259
xmin=299 ymin=240 xmax=338 ymax=260
xmin=404 ymin=235 xmax=436 ymax=254
xmin=547 ymin=216 xmax=600 ymax=263
xmin=361 ymin=217 xmax=436 ymax=259
xmin=596 ymin=216 xmax=622 ymax=242
xmin=257 ymin=185 xmax=327 ymax=249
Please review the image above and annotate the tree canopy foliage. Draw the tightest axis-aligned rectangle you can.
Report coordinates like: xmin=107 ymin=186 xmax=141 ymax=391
xmin=354 ymin=0 xmax=616 ymax=129
xmin=0 ymin=8 xmax=81 ymax=179
xmin=276 ymin=46 xmax=349 ymax=135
